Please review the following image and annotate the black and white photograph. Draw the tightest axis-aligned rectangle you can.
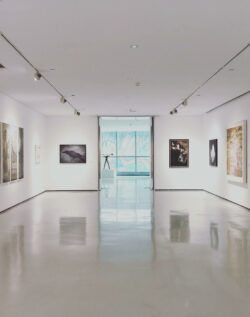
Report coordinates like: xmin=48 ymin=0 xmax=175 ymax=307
xmin=209 ymin=139 xmax=218 ymax=167
xmin=60 ymin=145 xmax=86 ymax=164
xmin=169 ymin=139 xmax=189 ymax=168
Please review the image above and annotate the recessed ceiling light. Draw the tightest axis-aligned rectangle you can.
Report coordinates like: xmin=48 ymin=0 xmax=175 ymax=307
xmin=130 ymin=44 xmax=139 ymax=49
xmin=129 ymin=108 xmax=136 ymax=113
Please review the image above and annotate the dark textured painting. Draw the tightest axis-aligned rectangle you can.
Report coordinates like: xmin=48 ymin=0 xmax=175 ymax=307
xmin=169 ymin=139 xmax=189 ymax=168
xmin=18 ymin=127 xmax=24 ymax=179
xmin=60 ymin=145 xmax=86 ymax=163
xmin=0 ymin=123 xmax=1 ymax=183
xmin=209 ymin=139 xmax=218 ymax=167
xmin=2 ymin=123 xmax=11 ymax=183
xmin=11 ymin=126 xmax=18 ymax=181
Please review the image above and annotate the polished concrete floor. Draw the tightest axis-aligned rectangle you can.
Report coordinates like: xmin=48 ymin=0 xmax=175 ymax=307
xmin=0 ymin=177 xmax=250 ymax=317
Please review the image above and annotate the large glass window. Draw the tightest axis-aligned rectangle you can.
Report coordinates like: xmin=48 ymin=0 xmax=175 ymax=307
xmin=101 ymin=130 xmax=151 ymax=176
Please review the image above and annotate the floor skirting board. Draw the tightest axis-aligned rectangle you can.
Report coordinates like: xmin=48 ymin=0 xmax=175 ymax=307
xmin=203 ymin=189 xmax=250 ymax=211
xmin=155 ymin=189 xmax=202 ymax=191
xmin=0 ymin=190 xmax=46 ymax=214
xmin=46 ymin=190 xmax=99 ymax=192
xmin=1 ymin=189 xmax=249 ymax=214
xmin=0 ymin=190 xmax=99 ymax=214
xmin=155 ymin=188 xmax=249 ymax=210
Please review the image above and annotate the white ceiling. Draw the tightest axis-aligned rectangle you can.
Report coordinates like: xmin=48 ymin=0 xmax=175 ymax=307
xmin=0 ymin=0 xmax=249 ymax=116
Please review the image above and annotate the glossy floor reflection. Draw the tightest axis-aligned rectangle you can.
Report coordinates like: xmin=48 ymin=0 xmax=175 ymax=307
xmin=0 ymin=178 xmax=250 ymax=317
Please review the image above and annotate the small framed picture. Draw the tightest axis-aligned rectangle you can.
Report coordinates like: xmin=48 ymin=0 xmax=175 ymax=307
xmin=169 ymin=139 xmax=189 ymax=168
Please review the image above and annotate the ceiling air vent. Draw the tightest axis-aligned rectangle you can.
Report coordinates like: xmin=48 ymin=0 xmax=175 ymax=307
xmin=0 ymin=63 xmax=5 ymax=69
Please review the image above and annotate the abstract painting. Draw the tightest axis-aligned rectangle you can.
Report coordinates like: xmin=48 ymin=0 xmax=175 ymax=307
xmin=11 ymin=126 xmax=18 ymax=181
xmin=227 ymin=121 xmax=247 ymax=183
xmin=18 ymin=127 xmax=24 ymax=179
xmin=60 ymin=145 xmax=86 ymax=164
xmin=2 ymin=123 xmax=11 ymax=183
xmin=209 ymin=139 xmax=218 ymax=166
xmin=169 ymin=139 xmax=189 ymax=167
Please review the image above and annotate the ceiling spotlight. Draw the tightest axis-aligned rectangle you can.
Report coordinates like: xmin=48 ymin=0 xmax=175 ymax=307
xmin=74 ymin=109 xmax=80 ymax=116
xmin=174 ymin=108 xmax=178 ymax=114
xmin=129 ymin=108 xmax=136 ymax=113
xmin=130 ymin=44 xmax=139 ymax=49
xmin=170 ymin=110 xmax=174 ymax=115
xmin=60 ymin=96 xmax=67 ymax=104
xmin=34 ymin=71 xmax=41 ymax=81
xmin=182 ymin=99 xmax=188 ymax=106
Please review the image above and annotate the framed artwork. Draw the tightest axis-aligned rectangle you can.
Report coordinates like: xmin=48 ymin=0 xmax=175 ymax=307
xmin=35 ymin=145 xmax=41 ymax=164
xmin=209 ymin=139 xmax=218 ymax=167
xmin=0 ymin=123 xmax=1 ymax=183
xmin=18 ymin=128 xmax=24 ymax=179
xmin=2 ymin=123 xmax=11 ymax=183
xmin=227 ymin=120 xmax=247 ymax=183
xmin=169 ymin=139 xmax=189 ymax=168
xmin=60 ymin=145 xmax=86 ymax=164
xmin=11 ymin=126 xmax=18 ymax=181
xmin=1 ymin=123 xmax=24 ymax=183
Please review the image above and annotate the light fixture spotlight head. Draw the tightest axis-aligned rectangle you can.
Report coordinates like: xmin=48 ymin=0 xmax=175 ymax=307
xmin=182 ymin=99 xmax=188 ymax=106
xmin=60 ymin=96 xmax=67 ymax=104
xmin=174 ymin=108 xmax=178 ymax=114
xmin=170 ymin=110 xmax=174 ymax=115
xmin=34 ymin=71 xmax=41 ymax=81
xmin=74 ymin=109 xmax=80 ymax=116
xmin=130 ymin=44 xmax=139 ymax=49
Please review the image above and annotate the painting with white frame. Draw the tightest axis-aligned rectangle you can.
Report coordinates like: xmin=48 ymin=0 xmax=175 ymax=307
xmin=35 ymin=145 xmax=41 ymax=164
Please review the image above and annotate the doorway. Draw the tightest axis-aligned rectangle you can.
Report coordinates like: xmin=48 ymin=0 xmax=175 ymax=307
xmin=98 ymin=117 xmax=154 ymax=190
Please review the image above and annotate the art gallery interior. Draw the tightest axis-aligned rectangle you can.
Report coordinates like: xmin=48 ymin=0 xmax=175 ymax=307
xmin=0 ymin=1 xmax=250 ymax=316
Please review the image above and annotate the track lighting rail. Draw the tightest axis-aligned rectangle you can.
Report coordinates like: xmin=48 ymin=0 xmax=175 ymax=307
xmin=0 ymin=31 xmax=80 ymax=115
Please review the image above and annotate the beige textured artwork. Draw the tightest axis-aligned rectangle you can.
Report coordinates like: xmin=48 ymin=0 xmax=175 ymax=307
xmin=227 ymin=125 xmax=243 ymax=178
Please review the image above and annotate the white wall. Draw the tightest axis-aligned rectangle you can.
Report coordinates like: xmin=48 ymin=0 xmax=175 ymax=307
xmin=46 ymin=116 xmax=99 ymax=191
xmin=154 ymin=116 xmax=205 ymax=190
xmin=0 ymin=93 xmax=46 ymax=212
xmin=203 ymin=93 xmax=250 ymax=209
